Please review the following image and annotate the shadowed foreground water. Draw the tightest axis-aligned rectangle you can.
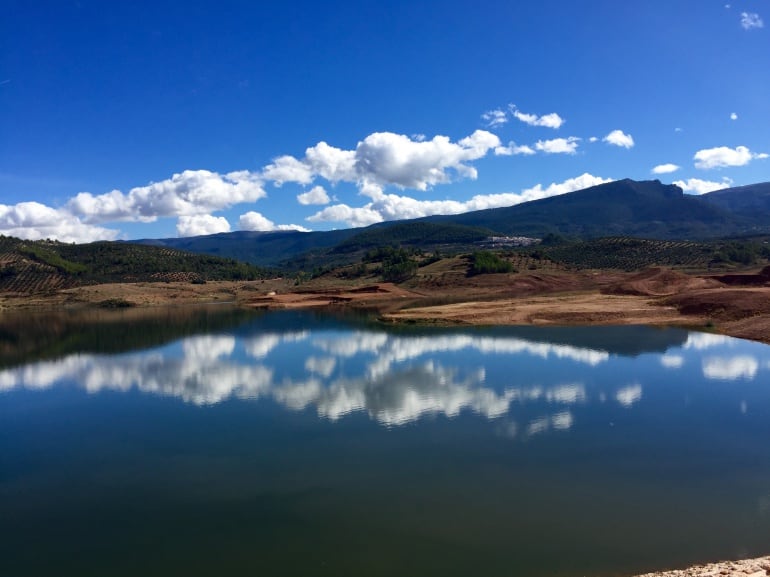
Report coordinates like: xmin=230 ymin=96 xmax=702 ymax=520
xmin=1 ymin=308 xmax=770 ymax=576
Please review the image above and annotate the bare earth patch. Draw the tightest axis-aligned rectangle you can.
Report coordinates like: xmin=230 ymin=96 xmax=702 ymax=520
xmin=3 ymin=267 xmax=770 ymax=345
xmin=382 ymin=292 xmax=701 ymax=327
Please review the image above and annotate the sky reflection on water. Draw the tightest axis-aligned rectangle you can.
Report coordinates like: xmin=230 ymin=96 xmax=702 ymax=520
xmin=3 ymin=311 xmax=770 ymax=577
xmin=2 ymin=314 xmax=768 ymax=430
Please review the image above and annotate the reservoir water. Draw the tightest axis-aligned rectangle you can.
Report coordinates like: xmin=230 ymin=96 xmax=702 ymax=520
xmin=2 ymin=306 xmax=770 ymax=576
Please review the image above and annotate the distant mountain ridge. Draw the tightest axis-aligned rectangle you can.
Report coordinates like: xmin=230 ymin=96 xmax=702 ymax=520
xmin=425 ymin=179 xmax=747 ymax=238
xmin=700 ymin=182 xmax=770 ymax=218
xmin=135 ymin=179 xmax=770 ymax=268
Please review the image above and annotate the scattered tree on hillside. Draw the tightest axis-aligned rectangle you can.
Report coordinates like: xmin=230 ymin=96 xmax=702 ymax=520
xmin=468 ymin=251 xmax=514 ymax=276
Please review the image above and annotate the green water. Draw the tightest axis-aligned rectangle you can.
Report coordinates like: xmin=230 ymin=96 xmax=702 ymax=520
xmin=2 ymin=307 xmax=770 ymax=576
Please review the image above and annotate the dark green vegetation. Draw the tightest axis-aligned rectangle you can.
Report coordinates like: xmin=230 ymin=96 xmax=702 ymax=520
xmin=366 ymin=246 xmax=420 ymax=282
xmin=538 ymin=237 xmax=770 ymax=272
xmin=134 ymin=179 xmax=770 ymax=269
xmin=315 ymin=235 xmax=770 ymax=286
xmin=332 ymin=222 xmax=493 ymax=253
xmin=0 ymin=236 xmax=271 ymax=293
xmin=468 ymin=250 xmax=515 ymax=275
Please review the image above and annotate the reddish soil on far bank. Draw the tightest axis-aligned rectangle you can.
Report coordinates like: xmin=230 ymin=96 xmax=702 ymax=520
xmin=4 ymin=266 xmax=770 ymax=345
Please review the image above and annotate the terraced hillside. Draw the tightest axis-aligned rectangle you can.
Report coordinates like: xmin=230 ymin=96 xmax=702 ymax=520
xmin=539 ymin=237 xmax=770 ymax=271
xmin=0 ymin=236 xmax=272 ymax=295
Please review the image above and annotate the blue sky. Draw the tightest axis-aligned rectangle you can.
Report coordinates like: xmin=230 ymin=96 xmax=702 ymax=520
xmin=1 ymin=0 xmax=768 ymax=242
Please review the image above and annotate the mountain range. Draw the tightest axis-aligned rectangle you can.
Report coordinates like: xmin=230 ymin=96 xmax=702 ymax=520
xmin=136 ymin=179 xmax=770 ymax=268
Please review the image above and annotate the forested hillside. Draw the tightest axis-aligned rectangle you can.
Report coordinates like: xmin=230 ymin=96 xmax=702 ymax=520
xmin=0 ymin=236 xmax=272 ymax=294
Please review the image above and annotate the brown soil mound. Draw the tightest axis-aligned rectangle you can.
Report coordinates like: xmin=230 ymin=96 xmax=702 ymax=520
xmin=712 ymin=265 xmax=770 ymax=286
xmin=603 ymin=267 xmax=717 ymax=297
xmin=664 ymin=288 xmax=770 ymax=321
xmin=411 ymin=270 xmax=594 ymax=299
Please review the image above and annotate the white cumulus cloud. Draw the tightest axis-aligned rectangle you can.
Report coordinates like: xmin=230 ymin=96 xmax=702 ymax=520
xmin=730 ymin=112 xmax=738 ymax=121
xmin=652 ymin=163 xmax=680 ymax=174
xmin=68 ymin=169 xmax=266 ymax=223
xmin=535 ymin=137 xmax=580 ymax=154
xmin=304 ymin=142 xmax=357 ymax=182
xmin=0 ymin=202 xmax=119 ymax=243
xmin=261 ymin=155 xmax=315 ymax=185
xmin=673 ymin=177 xmax=733 ymax=195
xmin=176 ymin=214 xmax=231 ymax=237
xmin=694 ymin=145 xmax=768 ymax=169
xmin=261 ymin=130 xmax=500 ymax=193
xmin=297 ymin=185 xmax=331 ymax=205
xmin=603 ymin=130 xmax=635 ymax=149
xmin=741 ymin=12 xmax=764 ymax=29
xmin=355 ymin=130 xmax=500 ymax=189
xmin=238 ymin=211 xmax=309 ymax=232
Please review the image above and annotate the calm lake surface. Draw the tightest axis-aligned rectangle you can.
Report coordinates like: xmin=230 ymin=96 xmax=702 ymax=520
xmin=2 ymin=306 xmax=770 ymax=577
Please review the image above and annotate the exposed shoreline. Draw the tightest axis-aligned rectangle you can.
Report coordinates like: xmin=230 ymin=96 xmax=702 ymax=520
xmin=3 ymin=269 xmax=770 ymax=345
xmin=632 ymin=555 xmax=770 ymax=577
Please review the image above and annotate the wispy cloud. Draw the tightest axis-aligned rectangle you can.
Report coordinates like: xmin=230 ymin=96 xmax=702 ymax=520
xmin=494 ymin=141 xmax=536 ymax=156
xmin=510 ymin=104 xmax=565 ymax=129
xmin=482 ymin=108 xmax=508 ymax=128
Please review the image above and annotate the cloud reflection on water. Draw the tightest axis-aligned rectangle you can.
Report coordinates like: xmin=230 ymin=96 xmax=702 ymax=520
xmin=1 ymin=326 xmax=766 ymax=428
xmin=702 ymin=355 xmax=759 ymax=380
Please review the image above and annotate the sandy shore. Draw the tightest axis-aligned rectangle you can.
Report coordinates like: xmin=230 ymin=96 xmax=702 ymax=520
xmin=633 ymin=555 xmax=770 ymax=577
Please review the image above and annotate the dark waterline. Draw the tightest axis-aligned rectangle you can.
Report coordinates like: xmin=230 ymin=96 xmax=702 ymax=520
xmin=2 ymin=307 xmax=770 ymax=576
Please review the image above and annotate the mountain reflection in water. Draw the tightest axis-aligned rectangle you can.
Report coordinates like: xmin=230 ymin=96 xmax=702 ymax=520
xmin=1 ymin=309 xmax=767 ymax=429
